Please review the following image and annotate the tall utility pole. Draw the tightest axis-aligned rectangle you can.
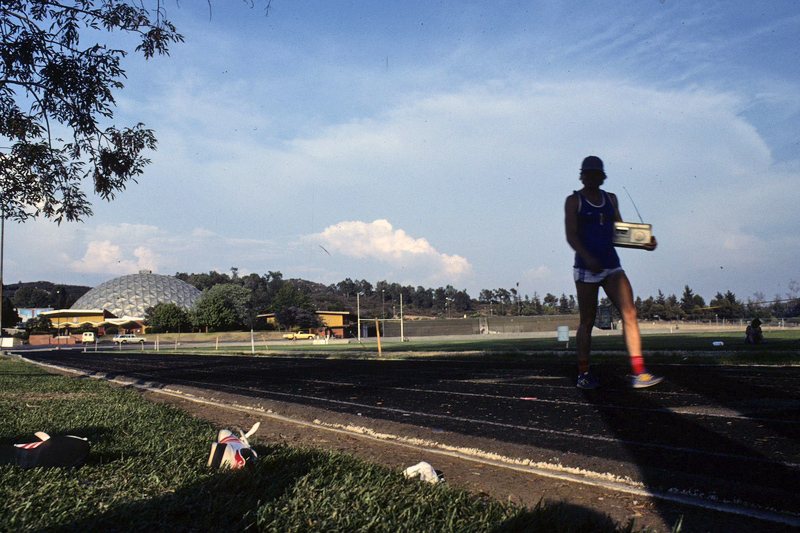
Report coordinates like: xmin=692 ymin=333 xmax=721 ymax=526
xmin=356 ymin=293 xmax=361 ymax=343
xmin=400 ymin=293 xmax=404 ymax=341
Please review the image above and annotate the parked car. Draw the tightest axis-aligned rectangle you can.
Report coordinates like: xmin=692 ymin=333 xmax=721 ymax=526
xmin=113 ymin=333 xmax=146 ymax=344
xmin=282 ymin=330 xmax=317 ymax=340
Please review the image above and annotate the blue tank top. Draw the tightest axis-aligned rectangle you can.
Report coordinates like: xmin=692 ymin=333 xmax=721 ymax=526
xmin=573 ymin=190 xmax=621 ymax=270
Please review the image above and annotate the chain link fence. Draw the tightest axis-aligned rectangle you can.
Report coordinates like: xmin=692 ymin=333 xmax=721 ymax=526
xmin=382 ymin=315 xmax=580 ymax=338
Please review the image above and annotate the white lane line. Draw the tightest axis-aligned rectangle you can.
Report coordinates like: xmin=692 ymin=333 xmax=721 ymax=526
xmin=166 ymin=362 xmax=800 ymax=423
xmin=21 ymin=357 xmax=800 ymax=466
xmin=159 ymin=364 xmax=799 ymax=423
xmin=297 ymin=378 xmax=800 ymax=424
xmin=22 ymin=356 xmax=800 ymax=530
xmin=123 ymin=371 xmax=800 ymax=469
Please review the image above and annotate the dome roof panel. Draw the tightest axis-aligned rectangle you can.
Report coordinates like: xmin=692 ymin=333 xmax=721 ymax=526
xmin=71 ymin=271 xmax=201 ymax=318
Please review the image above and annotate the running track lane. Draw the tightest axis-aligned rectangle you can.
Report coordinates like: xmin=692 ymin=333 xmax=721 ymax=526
xmin=19 ymin=350 xmax=800 ymax=519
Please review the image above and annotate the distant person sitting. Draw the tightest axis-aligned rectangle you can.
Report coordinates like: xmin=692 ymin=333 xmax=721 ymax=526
xmin=745 ymin=318 xmax=765 ymax=345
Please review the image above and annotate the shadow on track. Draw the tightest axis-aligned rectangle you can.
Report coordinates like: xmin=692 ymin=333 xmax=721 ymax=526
xmin=580 ymin=363 xmax=800 ymax=531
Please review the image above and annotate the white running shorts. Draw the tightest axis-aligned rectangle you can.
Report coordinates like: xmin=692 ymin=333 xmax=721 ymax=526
xmin=574 ymin=266 xmax=624 ymax=284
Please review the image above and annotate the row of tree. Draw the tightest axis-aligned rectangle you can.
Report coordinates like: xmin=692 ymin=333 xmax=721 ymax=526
xmin=169 ymin=270 xmax=800 ymax=331
xmin=5 ymin=271 xmax=800 ymax=336
xmin=2 ymin=283 xmax=87 ymax=331
xmin=331 ymin=279 xmax=472 ymax=316
xmin=146 ymin=272 xmax=478 ymax=333
xmin=8 ymin=283 xmax=85 ymax=310
xmin=477 ymin=284 xmax=800 ymax=323
xmin=635 ymin=285 xmax=800 ymax=322
xmin=146 ymin=271 xmax=321 ymax=333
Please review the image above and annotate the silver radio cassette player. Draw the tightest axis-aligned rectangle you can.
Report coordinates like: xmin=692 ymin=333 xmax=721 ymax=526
xmin=613 ymin=222 xmax=652 ymax=249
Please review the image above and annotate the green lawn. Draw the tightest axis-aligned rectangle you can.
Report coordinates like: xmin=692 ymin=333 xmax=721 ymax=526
xmin=154 ymin=330 xmax=800 ymax=366
xmin=0 ymin=357 xmax=661 ymax=532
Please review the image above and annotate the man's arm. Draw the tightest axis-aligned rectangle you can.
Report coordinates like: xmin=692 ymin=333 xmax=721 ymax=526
xmin=610 ymin=193 xmax=623 ymax=222
xmin=610 ymin=192 xmax=657 ymax=251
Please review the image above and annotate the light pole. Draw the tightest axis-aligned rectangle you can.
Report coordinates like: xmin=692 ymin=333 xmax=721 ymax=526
xmin=400 ymin=292 xmax=404 ymax=341
xmin=55 ymin=289 xmax=61 ymax=349
xmin=356 ymin=293 xmax=361 ymax=342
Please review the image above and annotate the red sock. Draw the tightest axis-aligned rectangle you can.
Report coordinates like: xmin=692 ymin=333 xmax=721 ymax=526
xmin=578 ymin=360 xmax=589 ymax=374
xmin=630 ymin=356 xmax=645 ymax=375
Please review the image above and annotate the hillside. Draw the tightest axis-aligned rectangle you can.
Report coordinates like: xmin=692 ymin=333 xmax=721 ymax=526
xmin=2 ymin=281 xmax=91 ymax=309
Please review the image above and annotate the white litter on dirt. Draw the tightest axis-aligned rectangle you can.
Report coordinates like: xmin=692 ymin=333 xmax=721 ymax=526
xmin=313 ymin=419 xmax=642 ymax=487
xmin=403 ymin=461 xmax=441 ymax=483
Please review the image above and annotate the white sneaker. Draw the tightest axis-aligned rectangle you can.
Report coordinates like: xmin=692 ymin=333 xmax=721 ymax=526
xmin=628 ymin=373 xmax=664 ymax=388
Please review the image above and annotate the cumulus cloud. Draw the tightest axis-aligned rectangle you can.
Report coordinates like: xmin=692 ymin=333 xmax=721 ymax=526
xmin=63 ymin=223 xmax=164 ymax=276
xmin=69 ymin=240 xmax=161 ymax=275
xmin=523 ymin=266 xmax=553 ymax=283
xmin=311 ymin=219 xmax=472 ymax=282
xmin=6 ymin=72 xmax=799 ymax=301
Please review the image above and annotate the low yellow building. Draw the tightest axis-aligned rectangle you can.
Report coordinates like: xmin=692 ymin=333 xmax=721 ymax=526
xmin=259 ymin=311 xmax=356 ymax=338
xmin=40 ymin=309 xmax=115 ymax=332
xmin=38 ymin=309 xmax=145 ymax=336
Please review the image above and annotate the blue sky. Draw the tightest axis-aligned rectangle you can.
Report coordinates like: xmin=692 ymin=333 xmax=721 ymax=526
xmin=5 ymin=1 xmax=800 ymax=305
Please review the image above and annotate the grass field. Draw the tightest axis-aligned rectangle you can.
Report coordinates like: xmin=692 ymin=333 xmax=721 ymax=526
xmin=4 ymin=330 xmax=797 ymax=531
xmin=0 ymin=357 xmax=666 ymax=532
xmin=142 ymin=329 xmax=800 ymax=366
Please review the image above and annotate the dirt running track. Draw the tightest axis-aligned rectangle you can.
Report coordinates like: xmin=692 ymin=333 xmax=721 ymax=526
xmin=17 ymin=349 xmax=800 ymax=532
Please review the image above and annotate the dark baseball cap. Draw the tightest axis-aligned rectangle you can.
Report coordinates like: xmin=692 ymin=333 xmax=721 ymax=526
xmin=581 ymin=156 xmax=604 ymax=171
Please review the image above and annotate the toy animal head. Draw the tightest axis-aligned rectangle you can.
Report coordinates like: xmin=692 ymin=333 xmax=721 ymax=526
xmin=207 ymin=422 xmax=260 ymax=469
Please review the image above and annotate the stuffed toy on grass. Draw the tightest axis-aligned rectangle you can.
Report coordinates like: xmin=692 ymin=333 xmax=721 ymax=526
xmin=207 ymin=422 xmax=260 ymax=469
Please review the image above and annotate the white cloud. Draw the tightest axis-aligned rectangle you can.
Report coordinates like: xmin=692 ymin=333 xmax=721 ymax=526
xmin=9 ymin=73 xmax=797 ymax=303
xmin=83 ymin=223 xmax=162 ymax=243
xmin=60 ymin=224 xmax=164 ymax=276
xmin=523 ymin=266 xmax=552 ymax=282
xmin=310 ymin=219 xmax=472 ymax=283
xmin=3 ymin=218 xmax=289 ymax=285
xmin=69 ymin=240 xmax=160 ymax=275
xmin=5 ymin=51 xmax=799 ymax=303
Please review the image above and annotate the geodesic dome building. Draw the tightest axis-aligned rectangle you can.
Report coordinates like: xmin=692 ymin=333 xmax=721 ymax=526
xmin=71 ymin=270 xmax=201 ymax=318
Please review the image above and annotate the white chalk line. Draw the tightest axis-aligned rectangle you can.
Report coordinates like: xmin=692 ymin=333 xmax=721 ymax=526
xmin=143 ymin=362 xmax=800 ymax=424
xmin=31 ymin=357 xmax=799 ymax=470
xmin=298 ymin=377 xmax=800 ymax=424
xmin=21 ymin=356 xmax=800 ymax=529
